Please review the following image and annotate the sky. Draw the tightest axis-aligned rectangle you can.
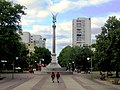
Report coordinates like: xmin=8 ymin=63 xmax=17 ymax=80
xmin=13 ymin=0 xmax=120 ymax=56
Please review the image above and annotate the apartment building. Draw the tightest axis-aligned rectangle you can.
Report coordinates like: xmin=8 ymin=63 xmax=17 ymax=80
xmin=20 ymin=32 xmax=31 ymax=43
xmin=31 ymin=35 xmax=45 ymax=47
xmin=72 ymin=18 xmax=91 ymax=47
xmin=20 ymin=32 xmax=46 ymax=53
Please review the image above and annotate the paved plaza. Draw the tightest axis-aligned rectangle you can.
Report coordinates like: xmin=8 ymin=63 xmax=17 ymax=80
xmin=0 ymin=71 xmax=120 ymax=90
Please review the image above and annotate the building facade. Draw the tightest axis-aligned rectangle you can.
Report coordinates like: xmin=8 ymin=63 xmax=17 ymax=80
xmin=31 ymin=35 xmax=45 ymax=47
xmin=20 ymin=32 xmax=31 ymax=43
xmin=20 ymin=32 xmax=46 ymax=53
xmin=72 ymin=18 xmax=91 ymax=47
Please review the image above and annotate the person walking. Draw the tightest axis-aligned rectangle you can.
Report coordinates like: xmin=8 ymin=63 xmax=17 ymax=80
xmin=51 ymin=72 xmax=55 ymax=83
xmin=56 ymin=72 xmax=60 ymax=83
xmin=28 ymin=66 xmax=34 ymax=73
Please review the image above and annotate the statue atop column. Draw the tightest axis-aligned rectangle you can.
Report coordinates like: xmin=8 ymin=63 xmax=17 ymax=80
xmin=52 ymin=13 xmax=58 ymax=25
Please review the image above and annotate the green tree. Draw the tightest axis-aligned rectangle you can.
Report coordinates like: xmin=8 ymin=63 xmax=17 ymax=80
xmin=72 ymin=46 xmax=92 ymax=70
xmin=0 ymin=0 xmax=26 ymax=61
xmin=0 ymin=0 xmax=26 ymax=72
xmin=33 ymin=47 xmax=51 ymax=65
xmin=58 ymin=46 xmax=92 ymax=71
xmin=95 ymin=16 xmax=120 ymax=77
xmin=58 ymin=46 xmax=72 ymax=67
xmin=108 ymin=28 xmax=120 ymax=77
xmin=15 ymin=43 xmax=29 ymax=72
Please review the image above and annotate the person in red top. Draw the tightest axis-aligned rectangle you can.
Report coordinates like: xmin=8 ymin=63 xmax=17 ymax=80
xmin=51 ymin=72 xmax=55 ymax=83
xmin=56 ymin=72 xmax=60 ymax=83
xmin=28 ymin=66 xmax=34 ymax=73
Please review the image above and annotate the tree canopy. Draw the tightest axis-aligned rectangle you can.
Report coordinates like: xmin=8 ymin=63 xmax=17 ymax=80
xmin=0 ymin=0 xmax=29 ymax=73
xmin=29 ymin=47 xmax=51 ymax=65
xmin=0 ymin=0 xmax=26 ymax=61
xmin=95 ymin=16 xmax=120 ymax=77
xmin=58 ymin=45 xmax=93 ymax=70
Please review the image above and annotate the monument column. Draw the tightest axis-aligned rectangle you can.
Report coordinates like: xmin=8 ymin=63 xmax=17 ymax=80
xmin=46 ymin=13 xmax=61 ymax=69
xmin=45 ymin=13 xmax=73 ymax=74
xmin=52 ymin=24 xmax=56 ymax=54
xmin=51 ymin=24 xmax=57 ymax=63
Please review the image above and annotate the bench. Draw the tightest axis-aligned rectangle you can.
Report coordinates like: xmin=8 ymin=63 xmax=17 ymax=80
xmin=107 ymin=73 xmax=113 ymax=77
xmin=100 ymin=74 xmax=105 ymax=80
xmin=112 ymin=78 xmax=119 ymax=84
xmin=15 ymin=67 xmax=22 ymax=72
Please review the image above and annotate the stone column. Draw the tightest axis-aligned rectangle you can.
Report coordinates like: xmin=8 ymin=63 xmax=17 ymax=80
xmin=52 ymin=24 xmax=56 ymax=54
xmin=51 ymin=24 xmax=57 ymax=63
xmin=46 ymin=13 xmax=61 ymax=69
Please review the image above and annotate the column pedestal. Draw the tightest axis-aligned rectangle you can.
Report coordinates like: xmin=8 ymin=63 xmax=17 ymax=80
xmin=46 ymin=53 xmax=61 ymax=71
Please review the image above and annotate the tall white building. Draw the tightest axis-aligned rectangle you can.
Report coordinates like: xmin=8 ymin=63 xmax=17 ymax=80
xmin=72 ymin=18 xmax=91 ymax=47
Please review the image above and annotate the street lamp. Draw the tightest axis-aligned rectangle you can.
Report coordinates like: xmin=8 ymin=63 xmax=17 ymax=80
xmin=12 ymin=57 xmax=18 ymax=79
xmin=34 ymin=61 xmax=37 ymax=71
xmin=1 ymin=60 xmax=7 ymax=77
xmin=42 ymin=59 xmax=44 ymax=63
xmin=72 ymin=61 xmax=75 ymax=71
xmin=41 ymin=59 xmax=44 ymax=68
xmin=1 ymin=60 xmax=7 ymax=70
xmin=39 ymin=59 xmax=44 ymax=71
xmin=87 ymin=57 xmax=92 ymax=79
xmin=69 ymin=63 xmax=72 ymax=71
xmin=39 ymin=59 xmax=44 ymax=65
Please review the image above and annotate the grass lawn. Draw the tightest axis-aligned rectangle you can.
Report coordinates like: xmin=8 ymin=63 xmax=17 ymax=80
xmin=80 ymin=71 xmax=100 ymax=75
xmin=0 ymin=76 xmax=5 ymax=80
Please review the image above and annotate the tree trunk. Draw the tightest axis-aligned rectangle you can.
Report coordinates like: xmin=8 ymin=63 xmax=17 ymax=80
xmin=0 ymin=62 xmax=2 ymax=73
xmin=116 ymin=70 xmax=119 ymax=78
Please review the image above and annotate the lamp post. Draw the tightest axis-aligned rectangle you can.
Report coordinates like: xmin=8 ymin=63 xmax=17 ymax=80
xmin=41 ymin=59 xmax=44 ymax=69
xmin=72 ymin=61 xmax=75 ymax=72
xmin=39 ymin=59 xmax=44 ymax=71
xmin=34 ymin=61 xmax=37 ymax=71
xmin=12 ymin=57 xmax=18 ymax=79
xmin=87 ymin=57 xmax=92 ymax=79
xmin=1 ymin=60 xmax=7 ymax=70
xmin=69 ymin=63 xmax=71 ymax=71
xmin=1 ymin=60 xmax=7 ymax=77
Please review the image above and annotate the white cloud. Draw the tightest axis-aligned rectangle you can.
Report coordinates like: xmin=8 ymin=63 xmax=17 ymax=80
xmin=91 ymin=13 xmax=120 ymax=39
xmin=57 ymin=38 xmax=71 ymax=44
xmin=48 ymin=0 xmax=112 ymax=13
xmin=21 ymin=19 xmax=36 ymax=26
xmin=23 ymin=26 xmax=45 ymax=35
xmin=91 ymin=17 xmax=107 ymax=28
xmin=88 ymin=0 xmax=112 ymax=5
xmin=37 ymin=10 xmax=49 ymax=18
xmin=57 ymin=21 xmax=72 ymax=37
xmin=31 ymin=25 xmax=51 ymax=35
xmin=49 ymin=0 xmax=72 ymax=13
xmin=15 ymin=0 xmax=30 ymax=5
xmin=91 ymin=13 xmax=120 ymax=29
xmin=14 ymin=0 xmax=112 ymax=20
xmin=109 ymin=13 xmax=120 ymax=19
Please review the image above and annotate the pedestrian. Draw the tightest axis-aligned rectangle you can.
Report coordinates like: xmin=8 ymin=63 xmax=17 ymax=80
xmin=28 ymin=66 xmax=34 ymax=73
xmin=56 ymin=72 xmax=60 ymax=83
xmin=51 ymin=72 xmax=55 ymax=83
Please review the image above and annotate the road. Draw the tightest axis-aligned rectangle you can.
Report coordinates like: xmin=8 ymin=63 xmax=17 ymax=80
xmin=0 ymin=71 xmax=120 ymax=90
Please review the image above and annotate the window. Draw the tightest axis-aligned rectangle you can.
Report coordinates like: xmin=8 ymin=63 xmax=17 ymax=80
xmin=83 ymin=44 xmax=88 ymax=47
xmin=77 ymin=29 xmax=81 ymax=33
xmin=76 ymin=36 xmax=81 ymax=41
xmin=28 ymin=44 xmax=30 ymax=46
